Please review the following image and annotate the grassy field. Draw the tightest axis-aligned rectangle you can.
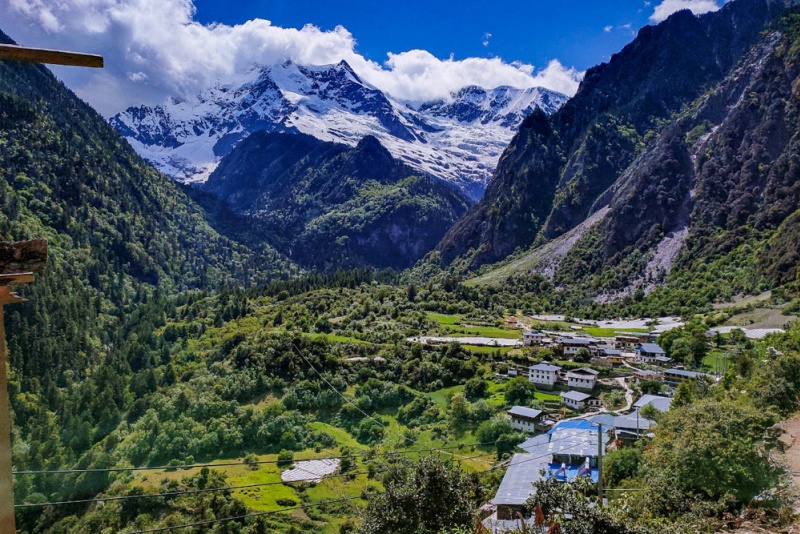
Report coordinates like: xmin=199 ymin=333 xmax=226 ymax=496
xmin=426 ymin=312 xmax=522 ymax=339
xmin=427 ymin=384 xmax=465 ymax=407
xmin=535 ymin=391 xmax=562 ymax=402
xmin=702 ymin=349 xmax=728 ymax=374
xmin=427 ymin=312 xmax=463 ymax=325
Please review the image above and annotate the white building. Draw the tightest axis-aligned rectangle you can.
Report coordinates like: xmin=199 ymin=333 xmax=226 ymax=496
xmin=635 ymin=343 xmax=668 ymax=364
xmin=566 ymin=367 xmax=599 ymax=391
xmin=507 ymin=406 xmax=545 ymax=433
xmin=529 ymin=363 xmax=562 ymax=388
xmin=561 ymin=390 xmax=592 ymax=410
xmin=523 ymin=330 xmax=548 ymax=346
xmin=557 ymin=337 xmax=593 ymax=357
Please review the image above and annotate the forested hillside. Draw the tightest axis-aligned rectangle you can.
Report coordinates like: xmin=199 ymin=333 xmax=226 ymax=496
xmin=0 ymin=27 xmax=297 ymax=514
xmin=6 ymin=1 xmax=800 ymax=532
xmin=434 ymin=0 xmax=796 ymax=307
xmin=202 ymin=131 xmax=471 ymax=270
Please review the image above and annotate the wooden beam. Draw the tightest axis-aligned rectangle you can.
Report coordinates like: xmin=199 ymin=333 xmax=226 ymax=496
xmin=0 ymin=44 xmax=103 ymax=68
xmin=0 ymin=240 xmax=47 ymax=275
xmin=0 ymin=305 xmax=14 ymax=533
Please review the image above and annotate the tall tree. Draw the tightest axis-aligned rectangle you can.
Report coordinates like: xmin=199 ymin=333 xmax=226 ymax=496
xmin=358 ymin=456 xmax=476 ymax=534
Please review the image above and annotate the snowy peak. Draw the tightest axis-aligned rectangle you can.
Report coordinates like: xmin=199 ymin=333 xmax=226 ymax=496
xmin=111 ymin=61 xmax=568 ymax=199
xmin=418 ymin=85 xmax=567 ymax=127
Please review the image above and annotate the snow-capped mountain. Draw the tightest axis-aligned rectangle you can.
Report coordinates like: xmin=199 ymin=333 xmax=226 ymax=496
xmin=110 ymin=60 xmax=567 ymax=200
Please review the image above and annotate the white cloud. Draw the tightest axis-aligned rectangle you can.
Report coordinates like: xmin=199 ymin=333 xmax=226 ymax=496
xmin=604 ymin=25 xmax=613 ymax=32
xmin=482 ymin=32 xmax=492 ymax=47
xmin=0 ymin=0 xmax=583 ymax=116
xmin=649 ymin=0 xmax=723 ymax=23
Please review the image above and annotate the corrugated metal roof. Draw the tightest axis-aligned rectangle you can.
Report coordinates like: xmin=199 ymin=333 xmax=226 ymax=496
xmin=613 ymin=410 xmax=655 ymax=431
xmin=665 ymin=368 xmax=707 ymax=378
xmin=492 ymin=453 xmax=551 ymax=506
xmin=519 ymin=420 xmax=610 ymax=459
xmin=561 ymin=390 xmax=592 ymax=401
xmin=558 ymin=338 xmax=592 ymax=345
xmin=633 ymin=394 xmax=672 ymax=412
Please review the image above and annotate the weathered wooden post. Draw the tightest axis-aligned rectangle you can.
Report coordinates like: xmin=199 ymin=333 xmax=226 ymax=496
xmin=0 ymin=239 xmax=47 ymax=533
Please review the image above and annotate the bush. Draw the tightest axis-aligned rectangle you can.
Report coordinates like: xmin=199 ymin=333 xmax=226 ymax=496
xmin=277 ymin=449 xmax=294 ymax=468
xmin=464 ymin=378 xmax=488 ymax=400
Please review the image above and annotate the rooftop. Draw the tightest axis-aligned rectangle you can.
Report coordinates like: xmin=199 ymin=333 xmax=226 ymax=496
xmin=530 ymin=363 xmax=561 ymax=372
xmin=557 ymin=337 xmax=592 ymax=345
xmin=508 ymin=406 xmax=543 ymax=420
xmin=561 ymin=390 xmax=592 ymax=402
xmin=638 ymin=343 xmax=665 ymax=354
xmin=492 ymin=453 xmax=551 ymax=506
xmin=520 ymin=420 xmax=610 ymax=459
xmin=633 ymin=394 xmax=672 ymax=412
xmin=665 ymin=368 xmax=710 ymax=379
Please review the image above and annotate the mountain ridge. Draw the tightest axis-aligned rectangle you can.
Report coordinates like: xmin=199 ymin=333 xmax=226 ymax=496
xmin=203 ymin=131 xmax=471 ymax=270
xmin=435 ymin=0 xmax=791 ymax=270
xmin=110 ymin=60 xmax=568 ymax=200
xmin=447 ymin=0 xmax=800 ymax=312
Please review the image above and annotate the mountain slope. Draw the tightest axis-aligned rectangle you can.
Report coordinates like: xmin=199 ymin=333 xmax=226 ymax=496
xmin=455 ymin=0 xmax=800 ymax=311
xmin=436 ymin=0 xmax=790 ymax=270
xmin=203 ymin=132 xmax=471 ymax=270
xmin=0 ymin=28 xmax=298 ymax=477
xmin=110 ymin=61 xmax=567 ymax=200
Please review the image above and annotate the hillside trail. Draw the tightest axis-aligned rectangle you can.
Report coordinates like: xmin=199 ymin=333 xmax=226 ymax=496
xmin=722 ymin=415 xmax=800 ymax=533
xmin=780 ymin=415 xmax=800 ymax=515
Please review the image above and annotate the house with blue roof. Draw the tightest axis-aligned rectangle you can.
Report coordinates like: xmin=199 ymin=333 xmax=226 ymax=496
xmin=491 ymin=420 xmax=612 ymax=523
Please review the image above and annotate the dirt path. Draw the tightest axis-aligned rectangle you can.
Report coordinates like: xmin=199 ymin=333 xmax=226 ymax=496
xmin=615 ymin=376 xmax=634 ymax=412
xmin=780 ymin=415 xmax=800 ymax=512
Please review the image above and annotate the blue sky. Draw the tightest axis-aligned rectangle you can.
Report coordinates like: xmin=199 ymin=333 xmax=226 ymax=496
xmin=1 ymin=0 xmax=727 ymax=115
xmin=191 ymin=0 xmax=653 ymax=70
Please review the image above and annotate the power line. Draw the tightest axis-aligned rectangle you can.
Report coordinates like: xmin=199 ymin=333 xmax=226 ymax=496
xmin=117 ymin=442 xmax=596 ymax=534
xmin=120 ymin=449 xmax=497 ymax=533
xmin=121 ymin=496 xmax=362 ymax=534
xmin=15 ymin=467 xmax=374 ymax=508
xmin=13 ymin=439 xmax=502 ymax=476
xmin=16 ymin=450 xmax=494 ymax=509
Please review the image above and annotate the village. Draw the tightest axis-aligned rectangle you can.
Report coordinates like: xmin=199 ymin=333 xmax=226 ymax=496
xmin=461 ymin=322 xmax=717 ymax=531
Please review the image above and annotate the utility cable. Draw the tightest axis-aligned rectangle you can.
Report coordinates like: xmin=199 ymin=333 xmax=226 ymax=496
xmin=16 ymin=450 xmax=493 ymax=509
xmin=13 ymin=438 xmax=502 ymax=476
xmin=121 ymin=496 xmax=362 ymax=534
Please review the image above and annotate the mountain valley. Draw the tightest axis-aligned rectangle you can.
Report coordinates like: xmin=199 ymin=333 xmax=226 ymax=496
xmin=2 ymin=1 xmax=800 ymax=533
